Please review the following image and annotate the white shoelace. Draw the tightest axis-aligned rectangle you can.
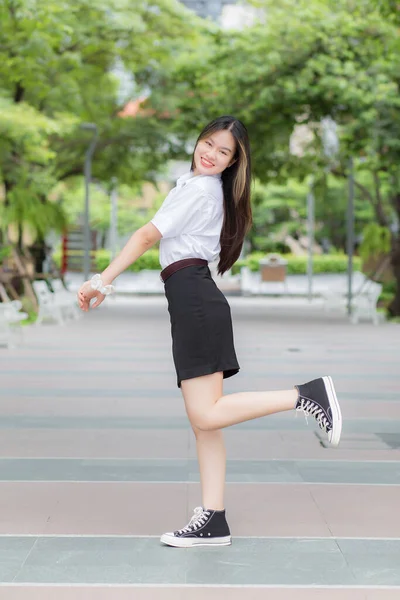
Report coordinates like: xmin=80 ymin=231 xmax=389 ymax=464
xmin=177 ymin=507 xmax=210 ymax=534
xmin=296 ymin=398 xmax=330 ymax=432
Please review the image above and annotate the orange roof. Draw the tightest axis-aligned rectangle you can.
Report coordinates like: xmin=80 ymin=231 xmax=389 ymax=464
xmin=117 ymin=97 xmax=148 ymax=118
xmin=118 ymin=97 xmax=173 ymax=119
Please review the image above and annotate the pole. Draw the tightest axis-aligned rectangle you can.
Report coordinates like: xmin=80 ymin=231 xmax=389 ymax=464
xmin=82 ymin=124 xmax=98 ymax=281
xmin=307 ymin=178 xmax=315 ymax=303
xmin=110 ymin=177 xmax=118 ymax=261
xmin=347 ymin=157 xmax=355 ymax=316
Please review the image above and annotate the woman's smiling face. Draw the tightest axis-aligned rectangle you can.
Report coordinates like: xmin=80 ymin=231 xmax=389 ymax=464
xmin=193 ymin=129 xmax=236 ymax=177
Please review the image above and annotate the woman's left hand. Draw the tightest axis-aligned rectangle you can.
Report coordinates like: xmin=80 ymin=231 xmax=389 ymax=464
xmin=77 ymin=281 xmax=105 ymax=312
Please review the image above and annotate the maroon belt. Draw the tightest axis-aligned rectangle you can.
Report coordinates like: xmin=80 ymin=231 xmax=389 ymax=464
xmin=160 ymin=258 xmax=208 ymax=283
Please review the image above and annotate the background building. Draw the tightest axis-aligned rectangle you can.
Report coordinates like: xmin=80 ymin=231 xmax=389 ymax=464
xmin=180 ymin=0 xmax=233 ymax=20
xmin=180 ymin=0 xmax=261 ymax=29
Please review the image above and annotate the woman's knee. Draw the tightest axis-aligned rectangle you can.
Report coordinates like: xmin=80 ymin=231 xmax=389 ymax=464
xmin=191 ymin=415 xmax=217 ymax=434
xmin=182 ymin=372 xmax=223 ymax=432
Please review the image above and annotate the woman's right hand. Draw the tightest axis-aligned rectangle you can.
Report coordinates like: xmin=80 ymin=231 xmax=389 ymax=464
xmin=77 ymin=281 xmax=106 ymax=312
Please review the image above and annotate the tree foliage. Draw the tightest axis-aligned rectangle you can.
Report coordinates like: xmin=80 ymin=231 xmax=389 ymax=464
xmin=161 ymin=0 xmax=400 ymax=313
xmin=0 ymin=0 xmax=202 ymax=246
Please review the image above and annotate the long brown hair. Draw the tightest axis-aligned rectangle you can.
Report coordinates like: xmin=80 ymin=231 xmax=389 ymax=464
xmin=191 ymin=116 xmax=252 ymax=276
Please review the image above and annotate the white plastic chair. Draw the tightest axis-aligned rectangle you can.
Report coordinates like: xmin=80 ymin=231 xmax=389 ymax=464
xmin=320 ymin=272 xmax=382 ymax=324
xmin=0 ymin=284 xmax=28 ymax=346
xmin=50 ymin=279 xmax=81 ymax=319
xmin=0 ymin=303 xmax=27 ymax=347
xmin=350 ymin=281 xmax=383 ymax=325
xmin=32 ymin=280 xmax=65 ymax=325
xmin=240 ymin=266 xmax=259 ymax=296
xmin=0 ymin=305 xmax=12 ymax=347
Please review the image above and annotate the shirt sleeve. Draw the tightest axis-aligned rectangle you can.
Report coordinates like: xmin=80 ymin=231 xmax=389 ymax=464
xmin=150 ymin=183 xmax=212 ymax=239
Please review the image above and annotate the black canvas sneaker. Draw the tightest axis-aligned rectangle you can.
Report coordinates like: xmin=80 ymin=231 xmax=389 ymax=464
xmin=295 ymin=376 xmax=342 ymax=447
xmin=160 ymin=506 xmax=232 ymax=548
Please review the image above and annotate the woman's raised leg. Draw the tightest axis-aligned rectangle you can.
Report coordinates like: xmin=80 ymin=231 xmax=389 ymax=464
xmin=181 ymin=372 xmax=341 ymax=446
xmin=181 ymin=372 xmax=297 ymax=431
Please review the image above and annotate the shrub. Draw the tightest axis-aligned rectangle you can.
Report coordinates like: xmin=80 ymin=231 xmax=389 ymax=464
xmin=50 ymin=248 xmax=161 ymax=273
xmin=252 ymin=238 xmax=291 ymax=254
xmin=231 ymin=253 xmax=362 ymax=275
xmin=95 ymin=249 xmax=160 ymax=272
xmin=378 ymin=280 xmax=396 ymax=308
xmin=286 ymin=255 xmax=362 ymax=275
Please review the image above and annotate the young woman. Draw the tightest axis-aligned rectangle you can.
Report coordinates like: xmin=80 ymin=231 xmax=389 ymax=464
xmin=78 ymin=115 xmax=342 ymax=548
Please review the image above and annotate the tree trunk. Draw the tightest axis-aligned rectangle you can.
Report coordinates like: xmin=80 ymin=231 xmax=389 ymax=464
xmin=29 ymin=238 xmax=48 ymax=275
xmin=17 ymin=224 xmax=23 ymax=251
xmin=1 ymin=179 xmax=13 ymax=245
xmin=388 ymin=192 xmax=400 ymax=317
xmin=4 ymin=178 xmax=13 ymax=206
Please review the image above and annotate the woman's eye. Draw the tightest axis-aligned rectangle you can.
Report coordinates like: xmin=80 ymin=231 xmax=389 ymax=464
xmin=205 ymin=141 xmax=211 ymax=146
xmin=221 ymin=151 xmax=227 ymax=156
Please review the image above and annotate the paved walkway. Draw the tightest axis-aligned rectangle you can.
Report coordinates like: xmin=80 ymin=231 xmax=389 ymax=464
xmin=0 ymin=296 xmax=399 ymax=599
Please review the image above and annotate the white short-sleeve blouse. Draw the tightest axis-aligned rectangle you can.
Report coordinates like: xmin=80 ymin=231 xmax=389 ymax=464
xmin=150 ymin=171 xmax=224 ymax=270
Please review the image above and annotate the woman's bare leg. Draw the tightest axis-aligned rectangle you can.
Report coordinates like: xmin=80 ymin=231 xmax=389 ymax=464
xmin=192 ymin=425 xmax=226 ymax=510
xmin=185 ymin=371 xmax=226 ymax=510
xmin=181 ymin=372 xmax=297 ymax=432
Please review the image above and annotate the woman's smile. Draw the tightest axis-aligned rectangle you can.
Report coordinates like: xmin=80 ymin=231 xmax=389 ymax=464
xmin=201 ymin=157 xmax=214 ymax=168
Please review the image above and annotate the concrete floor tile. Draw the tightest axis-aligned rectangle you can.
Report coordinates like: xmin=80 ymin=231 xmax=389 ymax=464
xmin=0 ymin=429 xmax=190 ymax=459
xmin=0 ymin=395 xmax=186 ymax=417
xmin=2 ymin=427 xmax=399 ymax=462
xmin=310 ymin=485 xmax=400 ymax=537
xmin=2 ymin=482 xmax=400 ymax=539
xmin=189 ymin=483 xmax=332 ymax=537
xmin=5 ymin=457 xmax=400 ymax=484
xmin=2 ymin=537 xmax=400 ymax=586
xmin=0 ymin=483 xmax=187 ymax=535
xmin=1 ymin=588 xmax=399 ymax=600
xmin=13 ymin=537 xmax=188 ymax=584
xmin=0 ymin=538 xmax=36 ymax=582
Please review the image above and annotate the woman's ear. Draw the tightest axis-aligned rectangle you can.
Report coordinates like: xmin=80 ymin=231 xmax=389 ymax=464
xmin=229 ymin=158 xmax=238 ymax=167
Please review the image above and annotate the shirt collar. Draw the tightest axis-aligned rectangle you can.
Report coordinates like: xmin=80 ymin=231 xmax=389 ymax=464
xmin=176 ymin=170 xmax=222 ymax=188
xmin=176 ymin=171 xmax=194 ymax=187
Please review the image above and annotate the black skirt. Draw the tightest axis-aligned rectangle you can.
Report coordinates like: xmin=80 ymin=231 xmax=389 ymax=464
xmin=164 ymin=263 xmax=240 ymax=388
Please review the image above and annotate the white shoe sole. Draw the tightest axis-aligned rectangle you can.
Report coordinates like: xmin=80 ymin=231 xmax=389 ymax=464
xmin=323 ymin=375 xmax=342 ymax=447
xmin=160 ymin=534 xmax=232 ymax=548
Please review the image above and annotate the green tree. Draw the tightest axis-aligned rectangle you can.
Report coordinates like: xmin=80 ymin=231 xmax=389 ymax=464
xmin=0 ymin=0 xmax=202 ymax=258
xmin=162 ymin=0 xmax=400 ymax=314
xmin=55 ymin=177 xmax=154 ymax=247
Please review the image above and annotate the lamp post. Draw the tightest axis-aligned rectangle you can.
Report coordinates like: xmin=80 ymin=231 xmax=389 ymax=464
xmin=321 ymin=118 xmax=355 ymax=316
xmin=81 ymin=123 xmax=98 ymax=281
xmin=347 ymin=157 xmax=355 ymax=316
xmin=109 ymin=177 xmax=118 ymax=261
xmin=302 ymin=117 xmax=338 ymax=303
xmin=306 ymin=177 xmax=315 ymax=303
